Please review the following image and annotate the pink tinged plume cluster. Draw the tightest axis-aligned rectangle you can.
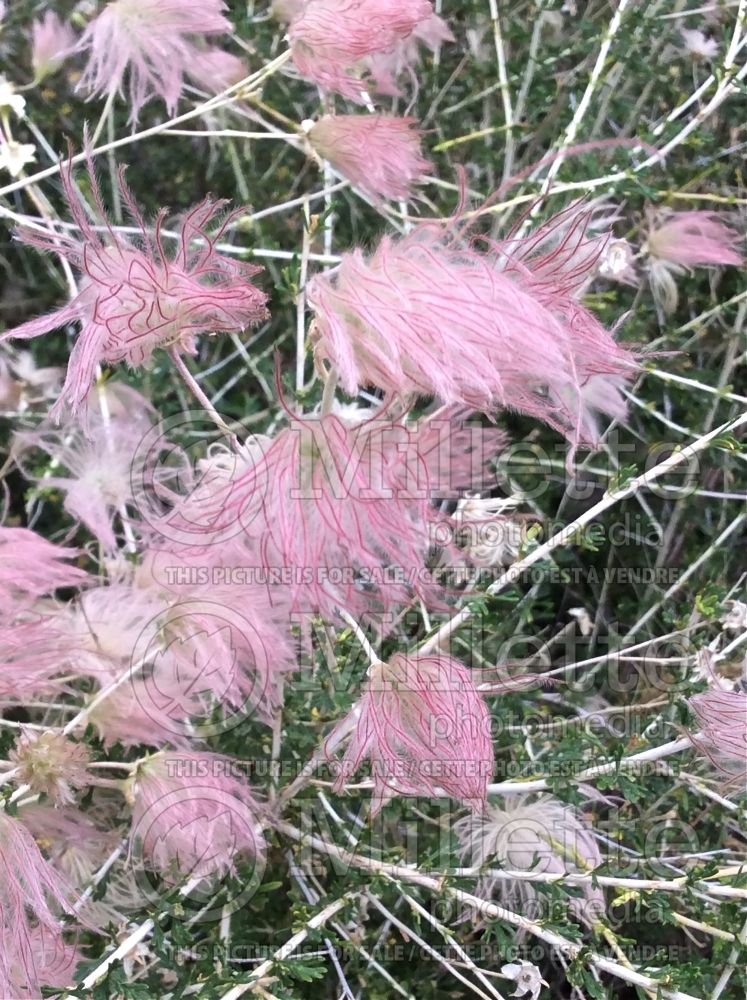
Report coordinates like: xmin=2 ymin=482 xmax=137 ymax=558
xmin=688 ymin=688 xmax=747 ymax=778
xmin=309 ymin=210 xmax=637 ymax=453
xmin=0 ymin=160 xmax=268 ymax=420
xmin=306 ymin=114 xmax=432 ymax=202
xmin=644 ymin=211 xmax=743 ymax=313
xmin=166 ymin=408 xmax=503 ymax=620
xmin=127 ymin=752 xmax=264 ymax=881
xmin=31 ymin=12 xmax=77 ymax=83
xmin=288 ymin=0 xmax=452 ymax=101
xmin=0 ymin=812 xmax=81 ymax=998
xmin=328 ymin=653 xmax=494 ymax=814
xmin=455 ymin=795 xmax=605 ymax=925
xmin=76 ymin=0 xmax=242 ymax=121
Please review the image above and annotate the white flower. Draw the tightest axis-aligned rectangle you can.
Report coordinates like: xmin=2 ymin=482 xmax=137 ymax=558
xmin=598 ymin=238 xmax=637 ymax=283
xmin=453 ymin=496 xmax=528 ymax=568
xmin=722 ymin=600 xmax=747 ymax=633
xmin=0 ymin=76 xmax=26 ymax=117
xmin=568 ymin=606 xmax=593 ymax=637
xmin=0 ymin=140 xmax=36 ymax=177
xmin=680 ymin=28 xmax=719 ymax=60
xmin=501 ymin=961 xmax=548 ymax=1000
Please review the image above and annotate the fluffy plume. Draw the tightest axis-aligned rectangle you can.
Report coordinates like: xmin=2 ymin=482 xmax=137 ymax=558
xmin=689 ymin=688 xmax=747 ymax=776
xmin=289 ymin=0 xmax=450 ymax=101
xmin=329 ymin=652 xmax=494 ymax=813
xmin=186 ymin=48 xmax=246 ymax=93
xmin=309 ymin=209 xmax=636 ymax=453
xmin=76 ymin=0 xmax=234 ymax=121
xmin=14 ymin=401 xmax=153 ymax=550
xmin=128 ymin=751 xmax=264 ymax=882
xmin=455 ymin=795 xmax=605 ymax=924
xmin=0 ymin=527 xmax=86 ymax=602
xmin=21 ymin=804 xmax=144 ymax=926
xmin=68 ymin=568 xmax=292 ymax=746
xmin=0 ymin=616 xmax=80 ymax=700
xmin=166 ymin=408 xmax=502 ymax=619
xmin=306 ymin=114 xmax=431 ymax=202
xmin=0 ymin=159 xmax=268 ymax=419
xmin=646 ymin=211 xmax=742 ymax=269
xmin=31 ymin=12 xmax=76 ymax=81
xmin=0 ymin=812 xmax=79 ymax=998
xmin=644 ymin=211 xmax=742 ymax=313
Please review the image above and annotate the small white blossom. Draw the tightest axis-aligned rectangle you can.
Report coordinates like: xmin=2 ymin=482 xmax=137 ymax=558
xmin=569 ymin=606 xmax=594 ymax=637
xmin=453 ymin=495 xmax=529 ymax=568
xmin=0 ymin=140 xmax=36 ymax=177
xmin=722 ymin=601 xmax=747 ymax=633
xmin=598 ymin=238 xmax=637 ymax=283
xmin=0 ymin=76 xmax=26 ymax=117
xmin=501 ymin=961 xmax=548 ymax=1000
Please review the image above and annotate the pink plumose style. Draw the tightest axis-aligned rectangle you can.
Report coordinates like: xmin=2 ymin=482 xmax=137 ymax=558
xmin=288 ymin=0 xmax=451 ymax=101
xmin=306 ymin=114 xmax=431 ymax=202
xmin=31 ymin=12 xmax=77 ymax=82
xmin=689 ymin=688 xmax=747 ymax=777
xmin=455 ymin=795 xmax=605 ymax=925
xmin=309 ymin=210 xmax=637 ymax=453
xmin=644 ymin=210 xmax=743 ymax=313
xmin=0 ymin=812 xmax=79 ymax=998
xmin=0 ymin=526 xmax=87 ymax=601
xmin=1 ymin=159 xmax=268 ymax=420
xmin=76 ymin=0 xmax=235 ymax=120
xmin=127 ymin=751 xmax=264 ymax=882
xmin=328 ymin=652 xmax=494 ymax=814
xmin=176 ymin=408 xmax=503 ymax=620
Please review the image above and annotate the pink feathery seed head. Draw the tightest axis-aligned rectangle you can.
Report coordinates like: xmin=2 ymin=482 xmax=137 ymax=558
xmin=1 ymin=158 xmax=269 ymax=420
xmin=308 ymin=215 xmax=637 ymax=452
xmin=306 ymin=114 xmax=432 ymax=203
xmin=205 ymin=410 xmax=446 ymax=619
xmin=0 ymin=526 xmax=87 ymax=602
xmin=289 ymin=0 xmax=444 ymax=101
xmin=365 ymin=10 xmax=453 ymax=96
xmin=76 ymin=0 xmax=233 ymax=121
xmin=13 ymin=404 xmax=154 ymax=551
xmin=689 ymin=688 xmax=747 ymax=769
xmin=22 ymin=803 xmax=146 ymax=926
xmin=645 ymin=211 xmax=743 ymax=269
xmin=128 ymin=751 xmax=265 ymax=882
xmin=186 ymin=47 xmax=247 ymax=93
xmin=0 ymin=615 xmax=80 ymax=700
xmin=5 ymin=926 xmax=84 ymax=998
xmin=144 ymin=549 xmax=296 ymax=724
xmin=329 ymin=652 xmax=494 ymax=814
xmin=455 ymin=795 xmax=605 ymax=925
xmin=8 ymin=730 xmax=91 ymax=806
xmin=31 ymin=12 xmax=77 ymax=82
xmin=0 ymin=811 xmax=80 ymax=998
